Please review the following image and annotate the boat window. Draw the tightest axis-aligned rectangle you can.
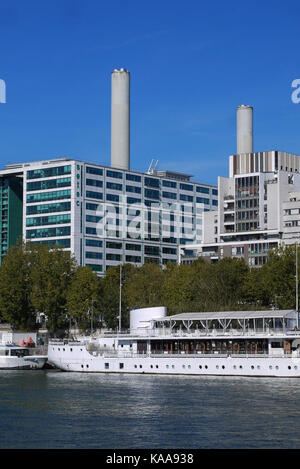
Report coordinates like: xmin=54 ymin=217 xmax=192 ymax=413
xmin=10 ymin=349 xmax=29 ymax=357
xmin=271 ymin=342 xmax=282 ymax=348
xmin=105 ymin=363 xmax=109 ymax=369
xmin=119 ymin=363 xmax=124 ymax=369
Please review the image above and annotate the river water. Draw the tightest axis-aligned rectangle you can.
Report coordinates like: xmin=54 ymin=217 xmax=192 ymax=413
xmin=0 ymin=369 xmax=300 ymax=449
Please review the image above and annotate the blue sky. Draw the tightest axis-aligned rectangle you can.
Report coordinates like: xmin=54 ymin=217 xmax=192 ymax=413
xmin=0 ymin=0 xmax=300 ymax=186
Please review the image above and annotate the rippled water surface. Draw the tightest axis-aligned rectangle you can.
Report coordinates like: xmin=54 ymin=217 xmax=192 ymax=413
xmin=0 ymin=370 xmax=300 ymax=448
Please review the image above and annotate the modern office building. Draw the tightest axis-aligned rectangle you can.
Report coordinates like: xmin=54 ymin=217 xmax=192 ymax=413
xmin=180 ymin=106 xmax=300 ymax=267
xmin=0 ymin=159 xmax=217 ymax=273
xmin=0 ymin=69 xmax=218 ymax=273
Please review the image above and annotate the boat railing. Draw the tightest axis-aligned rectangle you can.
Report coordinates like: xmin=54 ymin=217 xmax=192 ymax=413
xmin=135 ymin=327 xmax=291 ymax=338
xmin=84 ymin=350 xmax=296 ymax=359
xmin=49 ymin=326 xmax=298 ymax=345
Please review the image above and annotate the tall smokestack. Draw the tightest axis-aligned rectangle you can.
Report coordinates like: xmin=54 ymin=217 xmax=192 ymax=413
xmin=111 ymin=68 xmax=130 ymax=170
xmin=236 ymin=105 xmax=253 ymax=154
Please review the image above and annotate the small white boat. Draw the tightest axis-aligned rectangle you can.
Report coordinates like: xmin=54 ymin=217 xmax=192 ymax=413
xmin=0 ymin=344 xmax=48 ymax=370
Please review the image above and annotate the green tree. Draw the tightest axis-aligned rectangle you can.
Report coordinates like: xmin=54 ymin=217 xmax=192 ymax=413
xmin=66 ymin=266 xmax=101 ymax=332
xmin=212 ymin=257 xmax=250 ymax=310
xmin=124 ymin=263 xmax=165 ymax=310
xmin=0 ymin=242 xmax=36 ymax=330
xmin=162 ymin=262 xmax=196 ymax=314
xmin=29 ymin=244 xmax=77 ymax=334
xmin=257 ymin=245 xmax=298 ymax=309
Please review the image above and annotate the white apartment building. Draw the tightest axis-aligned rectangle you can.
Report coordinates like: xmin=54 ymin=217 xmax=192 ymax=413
xmin=180 ymin=106 xmax=300 ymax=267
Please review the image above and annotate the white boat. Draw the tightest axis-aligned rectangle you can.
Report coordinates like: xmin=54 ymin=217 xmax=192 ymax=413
xmin=48 ymin=306 xmax=300 ymax=377
xmin=0 ymin=344 xmax=48 ymax=370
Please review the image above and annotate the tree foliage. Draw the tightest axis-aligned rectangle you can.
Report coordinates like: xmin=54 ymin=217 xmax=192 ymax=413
xmin=0 ymin=242 xmax=299 ymax=335
xmin=0 ymin=243 xmax=36 ymax=330
xmin=66 ymin=266 xmax=101 ymax=331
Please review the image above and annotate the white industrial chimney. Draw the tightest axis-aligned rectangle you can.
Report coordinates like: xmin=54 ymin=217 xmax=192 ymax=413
xmin=236 ymin=105 xmax=253 ymax=154
xmin=110 ymin=68 xmax=130 ymax=170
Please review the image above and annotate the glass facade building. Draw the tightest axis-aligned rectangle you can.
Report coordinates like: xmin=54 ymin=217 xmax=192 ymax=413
xmin=0 ymin=159 xmax=218 ymax=273
xmin=0 ymin=175 xmax=23 ymax=264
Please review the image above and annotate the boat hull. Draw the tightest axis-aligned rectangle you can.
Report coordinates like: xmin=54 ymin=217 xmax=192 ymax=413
xmin=48 ymin=346 xmax=300 ymax=378
xmin=0 ymin=356 xmax=48 ymax=370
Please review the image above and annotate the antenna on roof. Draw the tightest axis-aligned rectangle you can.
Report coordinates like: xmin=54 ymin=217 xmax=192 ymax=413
xmin=147 ymin=159 xmax=159 ymax=175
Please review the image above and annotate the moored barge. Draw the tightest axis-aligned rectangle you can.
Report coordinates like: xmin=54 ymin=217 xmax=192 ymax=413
xmin=48 ymin=307 xmax=300 ymax=377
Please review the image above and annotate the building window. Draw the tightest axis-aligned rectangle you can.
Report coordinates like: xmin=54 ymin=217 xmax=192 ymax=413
xmin=162 ymin=180 xmax=177 ymax=188
xmin=86 ymin=252 xmax=102 ymax=259
xmin=26 ymin=226 xmax=71 ymax=239
xmin=26 ymin=201 xmax=71 ymax=215
xmin=26 ymin=214 xmax=71 ymax=227
xmin=144 ymin=177 xmax=159 ymax=188
xmin=26 ymin=190 xmax=71 ymax=204
xmin=126 ymin=173 xmax=141 ymax=182
xmin=196 ymin=197 xmax=210 ymax=205
xmin=106 ymin=170 xmax=123 ymax=179
xmin=196 ymin=186 xmax=210 ymax=194
xmin=106 ymin=253 xmax=121 ymax=261
xmin=162 ymin=191 xmax=177 ymax=200
xmin=27 ymin=165 xmax=71 ymax=180
xmin=107 ymin=182 xmax=122 ymax=191
xmin=86 ymin=166 xmax=103 ymax=176
xmin=86 ymin=191 xmax=103 ymax=200
xmin=86 ymin=179 xmax=103 ymax=188
xmin=126 ymin=185 xmax=141 ymax=194
xmin=27 ymin=178 xmax=71 ymax=192
xmin=144 ymin=189 xmax=160 ymax=200
xmin=180 ymin=183 xmax=193 ymax=191
xmin=106 ymin=194 xmax=119 ymax=202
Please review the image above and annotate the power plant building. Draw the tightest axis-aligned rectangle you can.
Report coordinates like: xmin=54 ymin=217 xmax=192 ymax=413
xmin=180 ymin=106 xmax=300 ymax=267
